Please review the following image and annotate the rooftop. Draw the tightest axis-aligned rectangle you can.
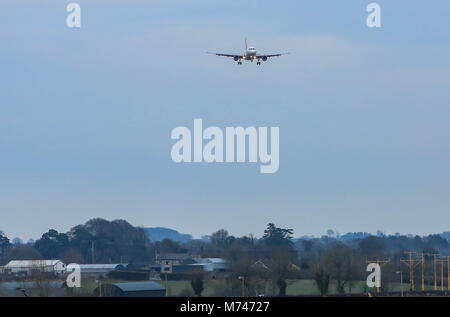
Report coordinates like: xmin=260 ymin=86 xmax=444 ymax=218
xmin=113 ymin=282 xmax=165 ymax=292
xmin=77 ymin=264 xmax=126 ymax=269
xmin=5 ymin=260 xmax=64 ymax=268
xmin=155 ymin=253 xmax=199 ymax=260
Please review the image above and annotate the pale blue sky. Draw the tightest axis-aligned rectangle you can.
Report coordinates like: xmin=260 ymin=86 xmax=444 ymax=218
xmin=1 ymin=0 xmax=450 ymax=240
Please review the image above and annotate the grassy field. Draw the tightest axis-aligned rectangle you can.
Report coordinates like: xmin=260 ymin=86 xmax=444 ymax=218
xmin=0 ymin=277 xmax=436 ymax=297
xmin=163 ymin=279 xmax=374 ymax=297
xmin=72 ymin=278 xmax=411 ymax=297
xmin=74 ymin=278 xmax=363 ymax=296
xmin=164 ymin=279 xmax=416 ymax=296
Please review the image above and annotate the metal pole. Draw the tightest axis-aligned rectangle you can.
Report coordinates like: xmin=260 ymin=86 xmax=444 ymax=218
xmin=409 ymin=252 xmax=414 ymax=291
xmin=434 ymin=255 xmax=437 ymax=290
xmin=165 ymin=273 xmax=168 ymax=297
xmin=447 ymin=257 xmax=450 ymax=291
xmin=421 ymin=254 xmax=425 ymax=291
xmin=91 ymin=241 xmax=95 ymax=264
xmin=400 ymin=271 xmax=404 ymax=297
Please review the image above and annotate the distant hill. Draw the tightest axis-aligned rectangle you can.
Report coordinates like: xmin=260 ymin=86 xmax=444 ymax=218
xmin=441 ymin=231 xmax=450 ymax=241
xmin=144 ymin=228 xmax=450 ymax=244
xmin=146 ymin=227 xmax=192 ymax=243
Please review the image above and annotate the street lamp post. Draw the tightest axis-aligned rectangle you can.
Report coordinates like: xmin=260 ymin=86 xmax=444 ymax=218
xmin=238 ymin=276 xmax=245 ymax=297
xmin=396 ymin=271 xmax=404 ymax=297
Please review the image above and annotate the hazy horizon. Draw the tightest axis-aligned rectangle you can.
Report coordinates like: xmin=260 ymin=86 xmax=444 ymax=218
xmin=2 ymin=1 xmax=450 ymax=240
xmin=4 ymin=218 xmax=450 ymax=242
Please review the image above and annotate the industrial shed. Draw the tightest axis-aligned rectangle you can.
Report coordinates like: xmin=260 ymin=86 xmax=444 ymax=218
xmin=0 ymin=281 xmax=67 ymax=297
xmin=193 ymin=258 xmax=230 ymax=272
xmin=93 ymin=281 xmax=165 ymax=297
xmin=70 ymin=263 xmax=127 ymax=278
xmin=4 ymin=260 xmax=66 ymax=277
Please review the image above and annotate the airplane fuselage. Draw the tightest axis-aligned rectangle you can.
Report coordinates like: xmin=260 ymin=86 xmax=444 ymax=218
xmin=243 ymin=47 xmax=257 ymax=60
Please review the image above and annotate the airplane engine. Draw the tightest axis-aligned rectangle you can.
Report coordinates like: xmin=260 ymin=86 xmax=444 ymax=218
xmin=262 ymin=56 xmax=268 ymax=61
xmin=234 ymin=56 xmax=239 ymax=61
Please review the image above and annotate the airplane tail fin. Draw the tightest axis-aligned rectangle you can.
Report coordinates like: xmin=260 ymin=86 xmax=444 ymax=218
xmin=245 ymin=38 xmax=248 ymax=50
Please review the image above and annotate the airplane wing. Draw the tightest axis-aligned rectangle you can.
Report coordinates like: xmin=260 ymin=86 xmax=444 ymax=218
xmin=207 ymin=52 xmax=242 ymax=58
xmin=256 ymin=53 xmax=290 ymax=59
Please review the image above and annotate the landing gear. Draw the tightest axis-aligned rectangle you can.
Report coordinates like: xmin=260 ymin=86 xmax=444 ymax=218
xmin=237 ymin=61 xmax=242 ymax=65
xmin=257 ymin=61 xmax=261 ymax=65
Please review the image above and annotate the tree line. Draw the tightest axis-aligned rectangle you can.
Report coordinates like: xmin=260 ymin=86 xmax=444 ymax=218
xmin=1 ymin=219 xmax=450 ymax=295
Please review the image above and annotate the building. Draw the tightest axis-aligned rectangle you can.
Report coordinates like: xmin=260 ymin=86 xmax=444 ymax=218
xmin=92 ymin=281 xmax=166 ymax=297
xmin=155 ymin=253 xmax=199 ymax=274
xmin=189 ymin=258 xmax=230 ymax=279
xmin=70 ymin=263 xmax=127 ymax=278
xmin=152 ymin=255 xmax=230 ymax=279
xmin=4 ymin=260 xmax=66 ymax=277
xmin=0 ymin=281 xmax=67 ymax=297
xmin=193 ymin=258 xmax=230 ymax=272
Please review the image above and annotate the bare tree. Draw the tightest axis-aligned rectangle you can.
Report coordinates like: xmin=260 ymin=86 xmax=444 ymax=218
xmin=313 ymin=264 xmax=331 ymax=296
xmin=325 ymin=244 xmax=359 ymax=294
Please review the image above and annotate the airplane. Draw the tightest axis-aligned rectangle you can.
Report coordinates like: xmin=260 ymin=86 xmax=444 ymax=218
xmin=207 ymin=39 xmax=289 ymax=65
